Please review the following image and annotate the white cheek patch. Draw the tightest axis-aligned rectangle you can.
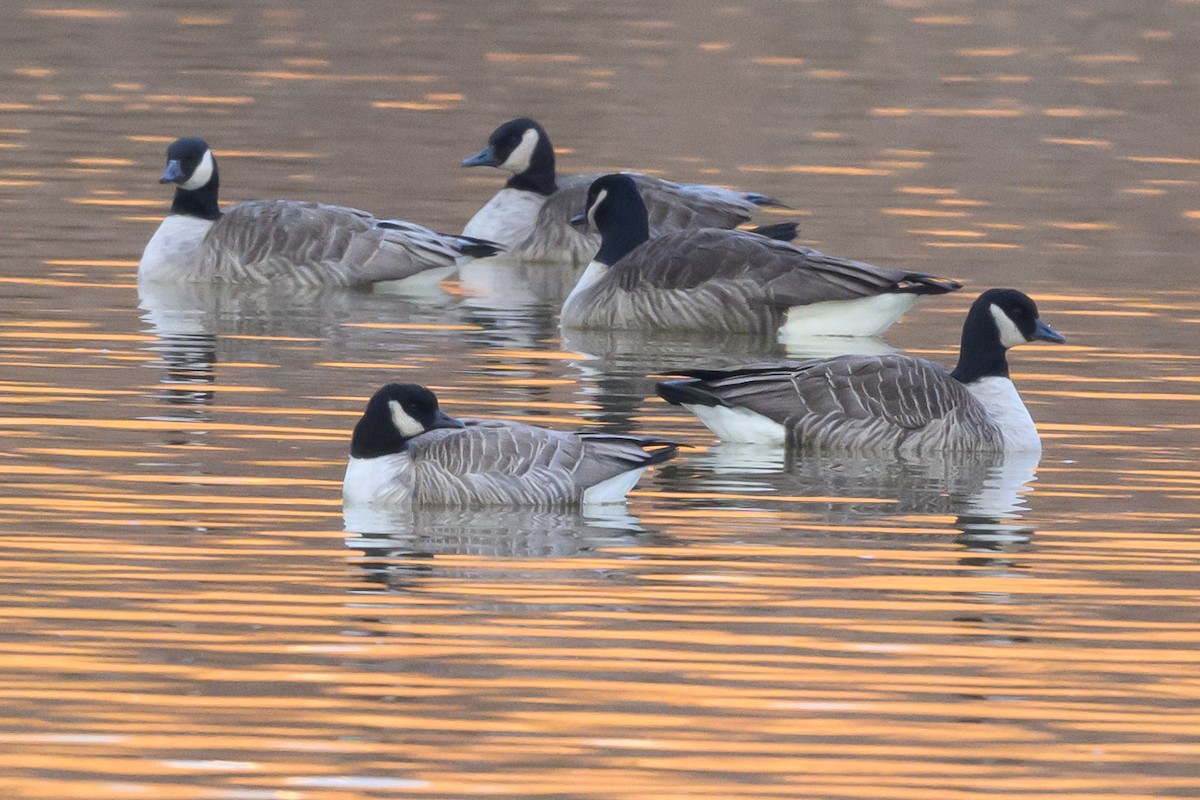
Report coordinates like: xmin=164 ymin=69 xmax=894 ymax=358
xmin=388 ymin=400 xmax=426 ymax=438
xmin=586 ymin=188 xmax=608 ymax=230
xmin=180 ymin=149 xmax=214 ymax=191
xmin=499 ymin=128 xmax=539 ymax=174
xmin=990 ymin=303 xmax=1027 ymax=349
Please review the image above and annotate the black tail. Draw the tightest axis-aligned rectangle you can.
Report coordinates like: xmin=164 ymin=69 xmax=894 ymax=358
xmin=655 ymin=378 xmax=726 ymax=408
xmin=900 ymin=273 xmax=962 ymax=295
xmin=580 ymin=433 xmax=682 ymax=466
xmin=743 ymin=192 xmax=791 ymax=209
xmin=748 ymin=221 xmax=800 ymax=242
xmin=457 ymin=235 xmax=505 ymax=259
xmin=637 ymin=437 xmax=682 ymax=466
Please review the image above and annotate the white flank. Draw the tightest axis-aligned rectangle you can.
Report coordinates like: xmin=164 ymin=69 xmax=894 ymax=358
xmin=499 ymin=127 xmax=540 ymax=173
xmin=342 ymin=454 xmax=413 ymax=506
xmin=582 ymin=466 xmax=647 ymax=505
xmin=388 ymin=401 xmax=426 ymax=437
xmin=462 ymin=188 xmax=544 ymax=247
xmin=965 ymin=376 xmax=1041 ymax=452
xmin=372 ymin=264 xmax=458 ymax=294
xmin=684 ymin=403 xmax=787 ymax=445
xmin=990 ymin=303 xmax=1026 ymax=348
xmin=780 ymin=293 xmax=918 ymax=339
xmin=138 ymin=215 xmax=215 ymax=281
xmin=180 ymin=149 xmax=215 ymax=191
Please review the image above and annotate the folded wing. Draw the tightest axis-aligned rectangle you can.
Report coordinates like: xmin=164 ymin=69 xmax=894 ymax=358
xmin=672 ymin=356 xmax=1001 ymax=451
xmin=615 ymin=230 xmax=958 ymax=305
xmin=203 ymin=200 xmax=500 ymax=286
xmin=408 ymin=419 xmax=676 ymax=506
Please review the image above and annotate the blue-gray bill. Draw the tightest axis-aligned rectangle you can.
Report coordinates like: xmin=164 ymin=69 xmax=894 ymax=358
xmin=1034 ymin=318 xmax=1066 ymax=343
xmin=159 ymin=160 xmax=184 ymax=184
xmin=462 ymin=147 xmax=500 ymax=168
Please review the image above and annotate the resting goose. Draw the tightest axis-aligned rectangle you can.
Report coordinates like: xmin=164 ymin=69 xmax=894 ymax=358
xmin=656 ymin=288 xmax=1066 ymax=453
xmin=343 ymin=383 xmax=679 ymax=507
xmin=140 ymin=136 xmax=502 ymax=286
xmin=461 ymin=117 xmax=788 ymax=263
xmin=561 ymin=174 xmax=961 ymax=336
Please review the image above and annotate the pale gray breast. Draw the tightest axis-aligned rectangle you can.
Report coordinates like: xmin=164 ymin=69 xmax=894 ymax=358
xmin=198 ymin=201 xmax=469 ymax=286
xmin=138 ymin=215 xmax=217 ymax=281
xmin=462 ymin=188 xmax=546 ymax=249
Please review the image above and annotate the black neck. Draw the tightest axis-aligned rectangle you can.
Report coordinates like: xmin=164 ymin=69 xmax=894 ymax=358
xmin=170 ymin=174 xmax=221 ymax=221
xmin=595 ymin=193 xmax=651 ymax=266
xmin=951 ymin=304 xmax=1010 ymax=383
xmin=350 ymin=411 xmax=408 ymax=459
xmin=506 ymin=171 xmax=557 ymax=195
xmin=504 ymin=133 xmax=557 ymax=196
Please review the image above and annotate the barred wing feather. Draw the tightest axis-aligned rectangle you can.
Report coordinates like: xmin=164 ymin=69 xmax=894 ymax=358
xmin=682 ymin=356 xmax=1003 ymax=452
xmin=202 ymin=200 xmax=487 ymax=286
xmin=407 ymin=420 xmax=673 ymax=506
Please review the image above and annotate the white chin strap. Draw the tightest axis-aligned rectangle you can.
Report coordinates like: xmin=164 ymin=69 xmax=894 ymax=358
xmin=990 ymin=303 xmax=1026 ymax=349
xmin=586 ymin=188 xmax=608 ymax=229
xmin=388 ymin=400 xmax=426 ymax=438
xmin=180 ymin=149 xmax=215 ymax=191
xmin=499 ymin=128 xmax=539 ymax=174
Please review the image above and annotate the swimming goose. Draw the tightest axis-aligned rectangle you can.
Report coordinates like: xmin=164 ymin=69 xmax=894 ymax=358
xmin=343 ymin=383 xmax=679 ymax=507
xmin=140 ymin=136 xmax=502 ymax=286
xmin=461 ymin=117 xmax=788 ymax=263
xmin=656 ymin=288 xmax=1065 ymax=453
xmin=561 ymin=174 xmax=961 ymax=336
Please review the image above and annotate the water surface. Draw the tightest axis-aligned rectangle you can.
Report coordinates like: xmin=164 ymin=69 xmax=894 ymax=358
xmin=1 ymin=1 xmax=1199 ymax=798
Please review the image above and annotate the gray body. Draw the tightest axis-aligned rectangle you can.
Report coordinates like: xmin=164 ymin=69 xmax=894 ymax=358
xmin=658 ymin=288 xmax=1065 ymax=454
xmin=344 ymin=418 xmax=675 ymax=508
xmin=465 ymin=174 xmax=771 ymax=264
xmin=560 ymin=228 xmax=948 ymax=334
xmin=686 ymin=357 xmax=1011 ymax=453
xmin=141 ymin=200 xmax=489 ymax=286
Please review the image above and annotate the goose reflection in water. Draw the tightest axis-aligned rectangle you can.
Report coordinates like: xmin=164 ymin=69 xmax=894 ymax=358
xmin=137 ymin=281 xmax=221 ymax=447
xmin=137 ymin=280 xmax=468 ymax=453
xmin=559 ymin=326 xmax=895 ymax=434
xmin=344 ymin=504 xmax=664 ymax=594
xmin=457 ymin=255 xmax=588 ymax=311
xmin=661 ymin=446 xmax=1040 ymax=549
xmin=137 ymin=278 xmax=459 ymax=341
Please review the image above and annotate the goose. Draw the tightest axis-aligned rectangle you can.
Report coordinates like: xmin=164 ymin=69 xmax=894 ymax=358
xmin=140 ymin=136 xmax=502 ymax=286
xmin=343 ymin=383 xmax=679 ymax=507
xmin=656 ymin=288 xmax=1066 ymax=453
xmin=561 ymin=173 xmax=961 ymax=336
xmin=461 ymin=117 xmax=789 ymax=263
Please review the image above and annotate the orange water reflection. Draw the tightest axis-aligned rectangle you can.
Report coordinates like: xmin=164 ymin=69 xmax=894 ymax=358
xmin=1 ymin=0 xmax=1200 ymax=797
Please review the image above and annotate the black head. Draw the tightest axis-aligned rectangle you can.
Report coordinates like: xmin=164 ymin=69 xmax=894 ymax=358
xmin=161 ymin=136 xmax=215 ymax=187
xmin=350 ymin=383 xmax=465 ymax=458
xmin=951 ymin=288 xmax=1065 ymax=383
xmin=462 ymin=118 xmax=557 ymax=195
xmin=569 ymin=174 xmax=651 ymax=265
xmin=160 ymin=136 xmax=221 ymax=220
